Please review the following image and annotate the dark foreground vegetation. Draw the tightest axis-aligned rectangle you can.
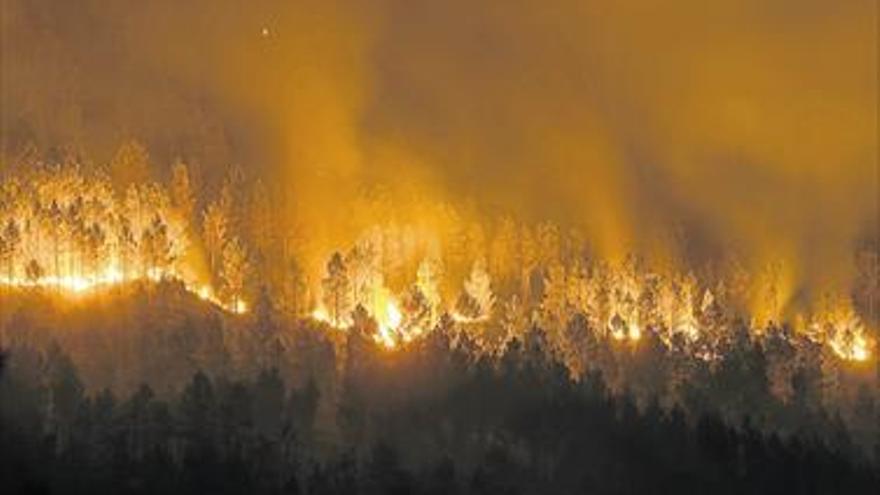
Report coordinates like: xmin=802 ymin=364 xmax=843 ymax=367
xmin=1 ymin=288 xmax=878 ymax=494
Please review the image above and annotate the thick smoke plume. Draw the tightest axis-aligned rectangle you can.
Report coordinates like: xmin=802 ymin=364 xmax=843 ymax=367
xmin=1 ymin=0 xmax=876 ymax=310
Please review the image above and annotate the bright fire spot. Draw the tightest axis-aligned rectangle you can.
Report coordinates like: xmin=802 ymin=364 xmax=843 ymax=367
xmin=1 ymin=264 xmax=138 ymax=294
xmin=310 ymin=304 xmax=350 ymax=329
xmin=309 ymin=294 xmax=405 ymax=348
xmin=812 ymin=307 xmax=874 ymax=363
xmin=608 ymin=314 xmax=640 ymax=342
xmin=830 ymin=332 xmax=872 ymax=362
xmin=677 ymin=319 xmax=699 ymax=341
xmin=233 ymin=299 xmax=248 ymax=314
xmin=450 ymin=311 xmax=488 ymax=324
xmin=311 ymin=306 xmax=330 ymax=323
xmin=374 ymin=298 xmax=403 ymax=348
xmin=628 ymin=322 xmax=642 ymax=341
xmin=0 ymin=269 xmax=247 ymax=316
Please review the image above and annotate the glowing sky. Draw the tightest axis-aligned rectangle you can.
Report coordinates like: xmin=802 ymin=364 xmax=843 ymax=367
xmin=1 ymin=0 xmax=877 ymax=293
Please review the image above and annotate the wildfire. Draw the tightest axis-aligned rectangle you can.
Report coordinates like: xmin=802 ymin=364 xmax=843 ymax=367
xmin=450 ymin=311 xmax=490 ymax=324
xmin=0 ymin=270 xmax=247 ymax=315
xmin=309 ymin=290 xmax=408 ymax=349
xmin=0 ymin=163 xmax=874 ymax=364
xmin=232 ymin=298 xmax=248 ymax=315
xmin=805 ymin=304 xmax=874 ymax=363
xmin=311 ymin=304 xmax=351 ymax=329
xmin=0 ymin=264 xmax=125 ymax=293
xmin=830 ymin=333 xmax=871 ymax=362
xmin=825 ymin=322 xmax=873 ymax=363
xmin=375 ymin=298 xmax=403 ymax=348
xmin=608 ymin=314 xmax=641 ymax=342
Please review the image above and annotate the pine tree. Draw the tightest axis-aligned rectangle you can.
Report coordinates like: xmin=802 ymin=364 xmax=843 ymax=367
xmin=141 ymin=216 xmax=174 ymax=277
xmin=109 ymin=139 xmax=150 ymax=189
xmin=518 ymin=224 xmax=538 ymax=301
xmin=322 ymin=252 xmax=353 ymax=327
xmin=253 ymin=368 xmax=285 ymax=440
xmin=541 ymin=261 xmax=568 ymax=334
xmin=117 ymin=219 xmax=137 ymax=281
xmin=499 ymin=294 xmax=528 ymax=348
xmin=83 ymin=222 xmax=106 ymax=282
xmin=170 ymin=159 xmax=196 ymax=223
xmin=0 ymin=220 xmax=20 ymax=280
xmin=416 ymin=256 xmax=443 ymax=323
xmin=463 ymin=258 xmax=494 ymax=320
xmin=346 ymin=240 xmax=381 ymax=311
xmin=465 ymin=222 xmax=487 ymax=264
xmin=536 ymin=222 xmax=560 ymax=266
xmin=281 ymin=257 xmax=307 ymax=317
xmin=203 ymin=200 xmax=228 ymax=277
xmin=490 ymin=216 xmax=517 ymax=288
xmin=249 ymin=179 xmax=274 ymax=261
xmin=402 ymin=284 xmax=432 ymax=335
xmin=221 ymin=237 xmax=250 ymax=308
xmin=44 ymin=344 xmax=84 ymax=455
xmin=25 ymin=259 xmax=43 ymax=283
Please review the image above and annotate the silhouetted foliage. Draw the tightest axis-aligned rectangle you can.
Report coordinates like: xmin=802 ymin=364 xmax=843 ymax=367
xmin=1 ymin=316 xmax=878 ymax=495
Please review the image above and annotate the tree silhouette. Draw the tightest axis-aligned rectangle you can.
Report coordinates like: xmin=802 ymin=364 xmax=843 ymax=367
xmin=322 ymin=252 xmax=353 ymax=327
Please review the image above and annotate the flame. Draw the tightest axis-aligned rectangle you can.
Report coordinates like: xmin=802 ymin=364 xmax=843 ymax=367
xmin=828 ymin=326 xmax=872 ymax=363
xmin=808 ymin=304 xmax=874 ymax=363
xmin=608 ymin=315 xmax=641 ymax=342
xmin=311 ymin=303 xmax=351 ymax=329
xmin=450 ymin=311 xmax=489 ymax=324
xmin=233 ymin=298 xmax=248 ymax=314
xmin=677 ymin=319 xmax=699 ymax=341
xmin=311 ymin=305 xmax=331 ymax=324
xmin=375 ymin=298 xmax=402 ymax=348
xmin=0 ymin=264 xmax=127 ymax=293
xmin=309 ymin=291 xmax=404 ymax=348
xmin=628 ymin=322 xmax=642 ymax=341
xmin=0 ymin=269 xmax=247 ymax=315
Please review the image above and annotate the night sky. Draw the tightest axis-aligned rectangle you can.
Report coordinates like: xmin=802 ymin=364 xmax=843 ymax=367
xmin=1 ymin=0 xmax=876 ymax=291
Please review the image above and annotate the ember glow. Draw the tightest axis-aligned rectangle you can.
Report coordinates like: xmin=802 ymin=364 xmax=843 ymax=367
xmin=1 ymin=1 xmax=875 ymax=364
xmin=0 ymin=1 xmax=877 ymax=491
xmin=0 ymin=164 xmax=874 ymax=364
xmin=0 ymin=164 xmax=244 ymax=314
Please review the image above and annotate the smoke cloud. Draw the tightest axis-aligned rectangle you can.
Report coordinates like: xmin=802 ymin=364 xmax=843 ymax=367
xmin=1 ymin=0 xmax=877 ymax=303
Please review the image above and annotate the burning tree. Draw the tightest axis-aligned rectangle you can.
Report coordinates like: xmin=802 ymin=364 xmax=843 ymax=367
xmin=221 ymin=237 xmax=250 ymax=311
xmin=0 ymin=163 xmax=190 ymax=291
xmin=202 ymin=199 xmax=228 ymax=277
xmin=170 ymin=159 xmax=196 ymax=223
xmin=322 ymin=252 xmax=353 ymax=327
xmin=457 ymin=258 xmax=495 ymax=321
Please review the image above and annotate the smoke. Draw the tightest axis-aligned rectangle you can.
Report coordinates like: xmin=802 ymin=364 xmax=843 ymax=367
xmin=1 ymin=0 xmax=877 ymax=304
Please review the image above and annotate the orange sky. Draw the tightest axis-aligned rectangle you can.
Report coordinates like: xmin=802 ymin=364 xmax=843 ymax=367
xmin=1 ymin=0 xmax=877 ymax=297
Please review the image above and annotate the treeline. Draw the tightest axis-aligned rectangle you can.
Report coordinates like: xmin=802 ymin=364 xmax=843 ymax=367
xmin=3 ymin=141 xmax=877 ymax=333
xmin=2 ymin=146 xmax=878 ymax=379
xmin=1 ymin=142 xmax=879 ymax=493
xmin=1 ymin=328 xmax=879 ymax=495
xmin=1 ymin=283 xmax=878 ymax=450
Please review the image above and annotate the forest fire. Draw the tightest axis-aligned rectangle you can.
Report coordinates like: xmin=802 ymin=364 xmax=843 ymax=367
xmin=376 ymin=298 xmax=403 ymax=348
xmin=0 ymin=266 xmax=124 ymax=293
xmin=608 ymin=315 xmax=642 ymax=342
xmin=311 ymin=289 xmax=404 ymax=348
xmin=1 ymin=1 xmax=878 ymax=491
xmin=1 ymin=162 xmax=874 ymax=362
xmin=824 ymin=319 xmax=873 ymax=363
xmin=0 ymin=268 xmax=246 ymax=314
xmin=831 ymin=333 xmax=871 ymax=363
